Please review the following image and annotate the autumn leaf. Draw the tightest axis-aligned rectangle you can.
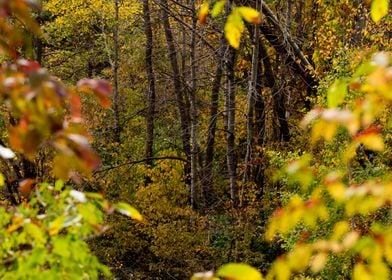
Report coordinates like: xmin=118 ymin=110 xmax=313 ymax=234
xmin=198 ymin=2 xmax=209 ymax=24
xmin=114 ymin=202 xmax=143 ymax=221
xmin=224 ymin=9 xmax=244 ymax=49
xmin=217 ymin=263 xmax=263 ymax=280
xmin=237 ymin=7 xmax=261 ymax=24
xmin=19 ymin=179 xmax=36 ymax=196
xmin=77 ymin=79 xmax=112 ymax=108
xmin=211 ymin=0 xmax=225 ymax=17
xmin=370 ymin=0 xmax=389 ymax=23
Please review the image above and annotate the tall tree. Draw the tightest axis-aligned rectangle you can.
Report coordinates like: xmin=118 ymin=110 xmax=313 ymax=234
xmin=143 ymin=0 xmax=156 ymax=166
xmin=202 ymin=35 xmax=225 ymax=209
xmin=160 ymin=0 xmax=192 ymax=199
xmin=224 ymin=45 xmax=238 ymax=208
xmin=113 ymin=0 xmax=121 ymax=143
xmin=189 ymin=0 xmax=199 ymax=209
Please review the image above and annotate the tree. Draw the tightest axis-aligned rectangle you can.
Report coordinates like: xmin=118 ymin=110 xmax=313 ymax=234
xmin=0 ymin=1 xmax=141 ymax=278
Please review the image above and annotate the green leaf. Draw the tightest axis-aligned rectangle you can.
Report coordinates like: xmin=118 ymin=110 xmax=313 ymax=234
xmin=371 ymin=0 xmax=389 ymax=23
xmin=53 ymin=237 xmax=71 ymax=258
xmin=25 ymin=223 xmax=46 ymax=246
xmin=327 ymin=79 xmax=347 ymax=108
xmin=217 ymin=263 xmax=263 ymax=280
xmin=353 ymin=61 xmax=376 ymax=78
xmin=211 ymin=0 xmax=226 ymax=17
xmin=54 ymin=180 xmax=64 ymax=191
xmin=114 ymin=202 xmax=143 ymax=221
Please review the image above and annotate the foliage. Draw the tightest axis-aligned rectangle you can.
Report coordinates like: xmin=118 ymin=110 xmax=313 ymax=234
xmin=198 ymin=0 xmax=261 ymax=49
xmin=192 ymin=2 xmax=391 ymax=279
xmin=0 ymin=1 xmax=141 ymax=278
xmin=0 ymin=180 xmax=141 ymax=279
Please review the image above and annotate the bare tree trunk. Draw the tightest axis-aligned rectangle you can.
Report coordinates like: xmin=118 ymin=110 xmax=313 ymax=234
xmin=113 ymin=0 xmax=121 ymax=143
xmin=243 ymin=23 xmax=260 ymax=185
xmin=189 ymin=0 xmax=198 ymax=210
xmin=33 ymin=37 xmax=42 ymax=65
xmin=253 ymin=41 xmax=266 ymax=195
xmin=143 ymin=0 xmax=156 ymax=169
xmin=224 ymin=45 xmax=238 ymax=208
xmin=202 ymin=35 xmax=225 ymax=208
xmin=160 ymin=0 xmax=192 ymax=195
xmin=352 ymin=0 xmax=366 ymax=46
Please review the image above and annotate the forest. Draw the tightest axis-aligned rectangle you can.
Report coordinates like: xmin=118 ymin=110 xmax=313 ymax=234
xmin=0 ymin=0 xmax=391 ymax=279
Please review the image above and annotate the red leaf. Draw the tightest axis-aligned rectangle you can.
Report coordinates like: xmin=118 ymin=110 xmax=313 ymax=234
xmin=77 ymin=79 xmax=112 ymax=108
xmin=17 ymin=59 xmax=40 ymax=73
xmin=354 ymin=125 xmax=381 ymax=138
xmin=70 ymin=93 xmax=82 ymax=123
xmin=19 ymin=179 xmax=36 ymax=196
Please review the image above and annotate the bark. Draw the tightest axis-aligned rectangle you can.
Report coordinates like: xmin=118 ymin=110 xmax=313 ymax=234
xmin=224 ymin=45 xmax=238 ymax=208
xmin=236 ymin=0 xmax=319 ymax=106
xmin=160 ymin=0 xmax=192 ymax=194
xmin=259 ymin=23 xmax=316 ymax=109
xmin=286 ymin=0 xmax=292 ymax=30
xmin=202 ymin=34 xmax=225 ymax=208
xmin=255 ymin=42 xmax=270 ymax=147
xmin=33 ymin=37 xmax=43 ymax=65
xmin=274 ymin=85 xmax=290 ymax=142
xmin=352 ymin=0 xmax=366 ymax=46
xmin=143 ymin=0 xmax=156 ymax=168
xmin=244 ymin=24 xmax=260 ymax=185
xmin=113 ymin=0 xmax=121 ymax=143
xmin=253 ymin=42 xmax=266 ymax=195
xmin=189 ymin=0 xmax=198 ymax=210
xmin=260 ymin=2 xmax=312 ymax=72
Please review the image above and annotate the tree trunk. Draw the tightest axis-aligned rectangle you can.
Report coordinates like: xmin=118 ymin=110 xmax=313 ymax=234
xmin=202 ymin=35 xmax=225 ymax=209
xmin=224 ymin=45 xmax=238 ymax=208
xmin=113 ymin=0 xmax=121 ymax=143
xmin=253 ymin=41 xmax=266 ymax=195
xmin=189 ymin=0 xmax=198 ymax=210
xmin=243 ymin=24 xmax=260 ymax=186
xmin=160 ymin=0 xmax=192 ymax=197
xmin=143 ymin=0 xmax=156 ymax=169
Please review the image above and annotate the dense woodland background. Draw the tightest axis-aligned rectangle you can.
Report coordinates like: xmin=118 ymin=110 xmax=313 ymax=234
xmin=0 ymin=0 xmax=391 ymax=279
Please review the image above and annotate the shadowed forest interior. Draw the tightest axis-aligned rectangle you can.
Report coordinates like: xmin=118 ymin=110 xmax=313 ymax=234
xmin=0 ymin=0 xmax=391 ymax=279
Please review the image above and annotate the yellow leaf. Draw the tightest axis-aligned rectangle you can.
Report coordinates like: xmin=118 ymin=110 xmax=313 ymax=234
xmin=237 ymin=7 xmax=261 ymax=24
xmin=273 ymin=259 xmax=291 ymax=280
xmin=287 ymin=245 xmax=312 ymax=271
xmin=331 ymin=221 xmax=349 ymax=240
xmin=353 ymin=263 xmax=372 ymax=280
xmin=224 ymin=21 xmax=241 ymax=49
xmin=217 ymin=263 xmax=263 ymax=280
xmin=6 ymin=216 xmax=24 ymax=233
xmin=370 ymin=0 xmax=389 ymax=23
xmin=356 ymin=133 xmax=385 ymax=151
xmin=198 ymin=2 xmax=209 ymax=24
xmin=114 ymin=202 xmax=143 ymax=221
xmin=211 ymin=0 xmax=225 ymax=17
xmin=49 ymin=216 xmax=65 ymax=236
xmin=224 ymin=9 xmax=244 ymax=49
xmin=311 ymin=253 xmax=328 ymax=273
